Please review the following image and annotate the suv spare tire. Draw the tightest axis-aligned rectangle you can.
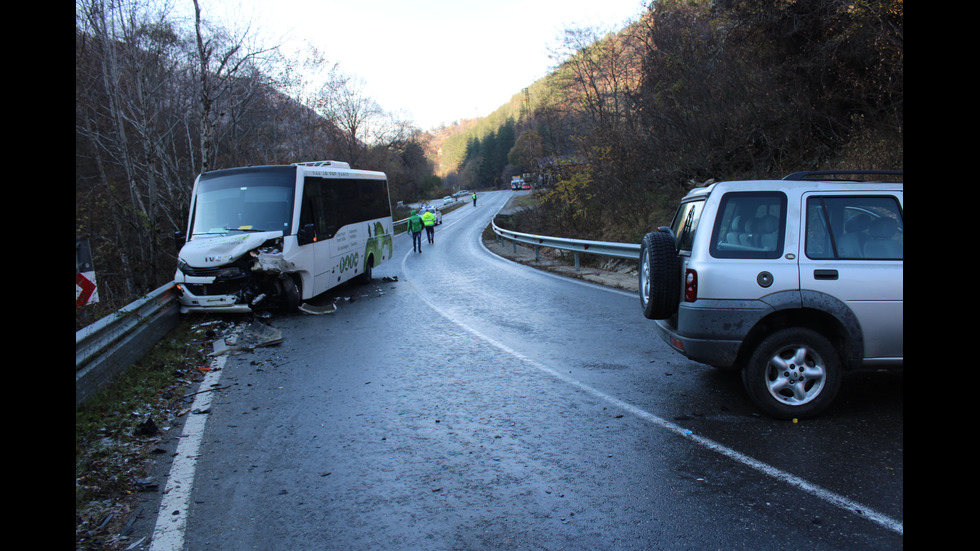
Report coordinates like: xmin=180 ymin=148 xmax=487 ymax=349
xmin=639 ymin=231 xmax=680 ymax=320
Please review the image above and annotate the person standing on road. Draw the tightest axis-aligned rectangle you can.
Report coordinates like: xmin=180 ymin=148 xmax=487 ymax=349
xmin=421 ymin=208 xmax=436 ymax=244
xmin=472 ymin=192 xmax=477 ymax=207
xmin=408 ymin=209 xmax=424 ymax=253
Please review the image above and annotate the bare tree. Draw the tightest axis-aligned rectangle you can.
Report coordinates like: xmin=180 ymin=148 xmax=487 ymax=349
xmin=280 ymin=44 xmax=349 ymax=162
xmin=543 ymin=21 xmax=650 ymax=235
xmin=550 ymin=24 xmax=644 ymax=136
xmin=191 ymin=0 xmax=276 ymax=173
xmin=326 ymin=76 xmax=382 ymax=166
xmin=76 ymin=0 xmax=189 ymax=293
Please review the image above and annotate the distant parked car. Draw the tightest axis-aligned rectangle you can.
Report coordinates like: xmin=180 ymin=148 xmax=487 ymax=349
xmin=420 ymin=205 xmax=443 ymax=225
xmin=442 ymin=196 xmax=455 ymax=206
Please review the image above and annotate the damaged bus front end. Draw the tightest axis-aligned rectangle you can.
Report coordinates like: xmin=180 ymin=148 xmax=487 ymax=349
xmin=175 ymin=231 xmax=301 ymax=314
xmin=174 ymin=165 xmax=306 ymax=314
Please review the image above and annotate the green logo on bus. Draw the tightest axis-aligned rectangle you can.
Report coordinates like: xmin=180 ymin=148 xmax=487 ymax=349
xmin=339 ymin=252 xmax=360 ymax=273
xmin=363 ymin=221 xmax=393 ymax=270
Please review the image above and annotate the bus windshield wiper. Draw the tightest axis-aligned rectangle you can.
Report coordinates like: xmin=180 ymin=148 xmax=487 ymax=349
xmin=192 ymin=227 xmax=267 ymax=237
xmin=226 ymin=226 xmax=267 ymax=232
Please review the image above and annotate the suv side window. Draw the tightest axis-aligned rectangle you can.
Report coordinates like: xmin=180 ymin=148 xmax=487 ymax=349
xmin=670 ymin=200 xmax=703 ymax=253
xmin=805 ymin=196 xmax=903 ymax=260
xmin=710 ymin=192 xmax=786 ymax=259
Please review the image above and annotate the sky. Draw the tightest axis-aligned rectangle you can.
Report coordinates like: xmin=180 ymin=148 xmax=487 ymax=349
xmin=195 ymin=0 xmax=650 ymax=130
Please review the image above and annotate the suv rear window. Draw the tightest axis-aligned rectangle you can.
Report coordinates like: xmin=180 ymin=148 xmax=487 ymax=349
xmin=710 ymin=192 xmax=786 ymax=259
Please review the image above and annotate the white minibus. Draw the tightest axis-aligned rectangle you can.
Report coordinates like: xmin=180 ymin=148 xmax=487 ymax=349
xmin=174 ymin=161 xmax=393 ymax=313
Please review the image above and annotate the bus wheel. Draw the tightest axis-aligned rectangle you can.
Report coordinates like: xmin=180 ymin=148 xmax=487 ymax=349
xmin=359 ymin=256 xmax=374 ymax=285
xmin=278 ymin=276 xmax=300 ymax=312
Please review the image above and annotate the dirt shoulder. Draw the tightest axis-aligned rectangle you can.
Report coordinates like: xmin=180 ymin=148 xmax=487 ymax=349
xmin=481 ymin=195 xmax=639 ymax=294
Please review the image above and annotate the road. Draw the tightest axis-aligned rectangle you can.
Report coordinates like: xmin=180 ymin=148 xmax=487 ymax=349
xmin=148 ymin=191 xmax=903 ymax=550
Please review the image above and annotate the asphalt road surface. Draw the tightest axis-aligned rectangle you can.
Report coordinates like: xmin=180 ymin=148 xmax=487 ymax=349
xmin=147 ymin=191 xmax=903 ymax=550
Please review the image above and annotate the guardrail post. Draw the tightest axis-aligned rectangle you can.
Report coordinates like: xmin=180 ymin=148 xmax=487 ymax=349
xmin=534 ymin=245 xmax=540 ymax=261
xmin=574 ymin=252 xmax=580 ymax=270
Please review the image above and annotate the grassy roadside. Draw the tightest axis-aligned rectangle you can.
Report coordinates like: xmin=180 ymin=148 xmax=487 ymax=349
xmin=499 ymin=190 xmax=540 ymax=212
xmin=486 ymin=191 xmax=641 ymax=292
xmin=75 ymin=315 xmax=218 ymax=550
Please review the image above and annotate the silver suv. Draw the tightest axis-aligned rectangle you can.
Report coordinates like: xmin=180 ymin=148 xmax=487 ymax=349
xmin=640 ymin=171 xmax=903 ymax=419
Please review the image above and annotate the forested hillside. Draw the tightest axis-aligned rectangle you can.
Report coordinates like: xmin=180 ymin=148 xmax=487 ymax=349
xmin=436 ymin=0 xmax=903 ymax=244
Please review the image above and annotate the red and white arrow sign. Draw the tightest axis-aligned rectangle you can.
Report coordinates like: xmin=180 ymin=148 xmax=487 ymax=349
xmin=76 ymin=272 xmax=98 ymax=307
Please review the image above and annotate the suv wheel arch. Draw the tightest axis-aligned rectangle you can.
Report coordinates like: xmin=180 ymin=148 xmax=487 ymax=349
xmin=734 ymin=308 xmax=852 ymax=371
xmin=799 ymin=291 xmax=865 ymax=367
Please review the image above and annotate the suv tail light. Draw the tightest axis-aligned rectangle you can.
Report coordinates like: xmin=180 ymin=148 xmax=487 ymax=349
xmin=684 ymin=269 xmax=698 ymax=302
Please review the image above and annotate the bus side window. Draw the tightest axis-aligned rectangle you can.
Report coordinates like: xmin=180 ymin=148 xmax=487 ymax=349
xmin=300 ymin=182 xmax=318 ymax=240
xmin=300 ymin=177 xmax=389 ymax=240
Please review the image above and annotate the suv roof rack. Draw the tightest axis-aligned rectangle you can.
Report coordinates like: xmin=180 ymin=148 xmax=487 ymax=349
xmin=782 ymin=170 xmax=902 ymax=181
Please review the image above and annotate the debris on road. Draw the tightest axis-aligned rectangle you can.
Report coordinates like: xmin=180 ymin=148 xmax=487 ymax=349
xmin=210 ymin=322 xmax=282 ymax=355
xmin=133 ymin=417 xmax=159 ymax=437
xmin=299 ymin=302 xmax=337 ymax=315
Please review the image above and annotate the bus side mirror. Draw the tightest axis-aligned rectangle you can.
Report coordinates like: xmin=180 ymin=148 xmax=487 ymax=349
xmin=297 ymin=224 xmax=316 ymax=245
xmin=174 ymin=231 xmax=185 ymax=253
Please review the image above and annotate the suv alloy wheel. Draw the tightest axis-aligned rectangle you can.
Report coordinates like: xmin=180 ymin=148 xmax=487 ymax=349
xmin=741 ymin=327 xmax=842 ymax=419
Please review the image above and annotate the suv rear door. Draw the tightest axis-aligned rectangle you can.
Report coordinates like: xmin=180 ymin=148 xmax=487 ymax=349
xmin=799 ymin=191 xmax=904 ymax=363
xmin=700 ymin=190 xmax=799 ymax=301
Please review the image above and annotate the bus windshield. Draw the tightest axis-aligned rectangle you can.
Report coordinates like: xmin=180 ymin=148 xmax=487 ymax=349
xmin=190 ymin=167 xmax=296 ymax=239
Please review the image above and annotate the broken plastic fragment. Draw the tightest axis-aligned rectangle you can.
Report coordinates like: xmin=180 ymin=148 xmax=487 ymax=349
xmin=251 ymin=252 xmax=297 ymax=273
xmin=299 ymin=302 xmax=337 ymax=315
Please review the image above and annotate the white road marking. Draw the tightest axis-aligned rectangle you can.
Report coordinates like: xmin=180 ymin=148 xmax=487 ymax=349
xmin=149 ymin=348 xmax=230 ymax=550
xmin=405 ymin=251 xmax=903 ymax=536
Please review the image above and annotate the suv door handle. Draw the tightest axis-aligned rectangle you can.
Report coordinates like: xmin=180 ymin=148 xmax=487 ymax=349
xmin=814 ymin=269 xmax=839 ymax=280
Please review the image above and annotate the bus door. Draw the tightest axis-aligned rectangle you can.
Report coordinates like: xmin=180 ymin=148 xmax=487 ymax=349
xmin=300 ymin=177 xmax=340 ymax=296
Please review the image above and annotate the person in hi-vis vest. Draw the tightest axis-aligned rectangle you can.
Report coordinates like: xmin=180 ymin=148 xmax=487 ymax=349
xmin=421 ymin=208 xmax=436 ymax=244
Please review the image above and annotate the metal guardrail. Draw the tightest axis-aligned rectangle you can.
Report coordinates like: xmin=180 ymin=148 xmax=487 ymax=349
xmin=75 ymin=281 xmax=181 ymax=408
xmin=491 ymin=218 xmax=640 ymax=270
